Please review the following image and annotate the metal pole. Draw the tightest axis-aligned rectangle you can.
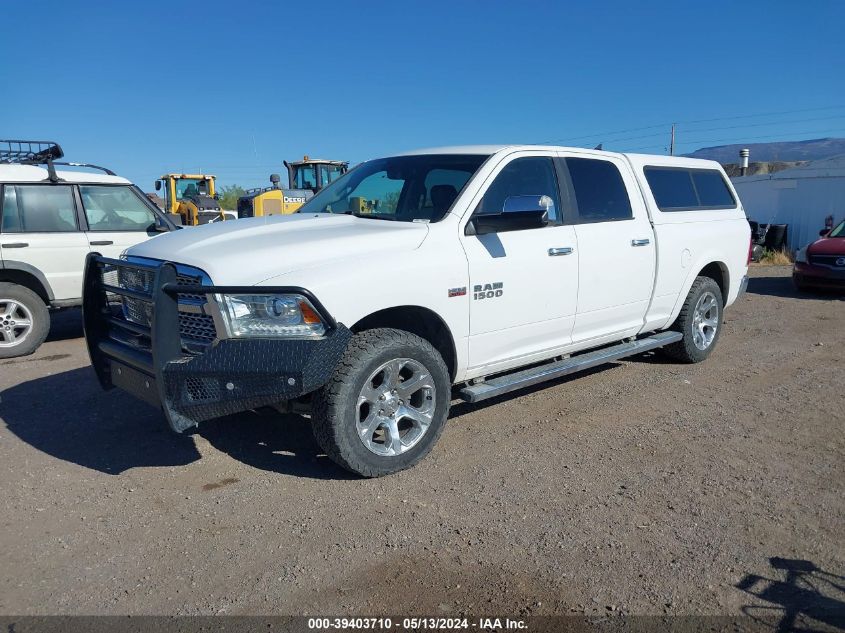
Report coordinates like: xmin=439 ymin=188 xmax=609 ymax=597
xmin=669 ymin=123 xmax=675 ymax=156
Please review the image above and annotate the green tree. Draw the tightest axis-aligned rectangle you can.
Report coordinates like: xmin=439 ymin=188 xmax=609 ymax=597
xmin=217 ymin=185 xmax=246 ymax=210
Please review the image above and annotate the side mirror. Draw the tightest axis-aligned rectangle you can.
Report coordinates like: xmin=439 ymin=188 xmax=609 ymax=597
xmin=468 ymin=194 xmax=552 ymax=236
xmin=154 ymin=180 xmax=161 ymax=191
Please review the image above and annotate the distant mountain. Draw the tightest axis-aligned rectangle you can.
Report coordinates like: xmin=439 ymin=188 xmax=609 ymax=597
xmin=684 ymin=137 xmax=845 ymax=163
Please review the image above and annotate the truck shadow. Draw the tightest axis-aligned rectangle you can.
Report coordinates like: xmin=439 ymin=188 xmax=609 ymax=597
xmin=736 ymin=556 xmax=845 ymax=632
xmin=747 ymin=275 xmax=844 ymax=301
xmin=1 ymin=367 xmax=200 ymax=474
xmin=194 ymin=411 xmax=355 ymax=480
xmin=0 ymin=367 xmax=351 ymax=480
xmin=46 ymin=307 xmax=85 ymax=342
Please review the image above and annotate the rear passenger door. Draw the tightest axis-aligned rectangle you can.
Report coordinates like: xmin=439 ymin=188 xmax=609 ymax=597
xmin=559 ymin=153 xmax=656 ymax=343
xmin=78 ymin=185 xmax=160 ymax=259
xmin=0 ymin=184 xmax=90 ymax=301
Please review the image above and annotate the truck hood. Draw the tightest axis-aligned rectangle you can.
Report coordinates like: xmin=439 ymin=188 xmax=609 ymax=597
xmin=126 ymin=213 xmax=429 ymax=285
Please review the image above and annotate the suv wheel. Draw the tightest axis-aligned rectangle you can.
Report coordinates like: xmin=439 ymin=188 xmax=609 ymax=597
xmin=0 ymin=283 xmax=50 ymax=359
xmin=312 ymin=328 xmax=451 ymax=477
xmin=663 ymin=276 xmax=724 ymax=364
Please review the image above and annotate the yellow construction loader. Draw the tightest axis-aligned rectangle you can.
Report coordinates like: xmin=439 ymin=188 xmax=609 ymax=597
xmin=155 ymin=173 xmax=226 ymax=225
xmin=237 ymin=157 xmax=348 ymax=219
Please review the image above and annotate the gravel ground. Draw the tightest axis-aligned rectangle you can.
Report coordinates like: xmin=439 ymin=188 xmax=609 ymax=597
xmin=0 ymin=266 xmax=842 ymax=622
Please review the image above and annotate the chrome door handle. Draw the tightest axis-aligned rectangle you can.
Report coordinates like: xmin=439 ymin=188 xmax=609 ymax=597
xmin=89 ymin=240 xmax=114 ymax=246
xmin=0 ymin=242 xmax=29 ymax=248
xmin=548 ymin=247 xmax=574 ymax=256
xmin=631 ymin=238 xmax=651 ymax=247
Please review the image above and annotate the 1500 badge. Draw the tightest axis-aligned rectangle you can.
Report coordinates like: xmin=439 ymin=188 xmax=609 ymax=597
xmin=473 ymin=282 xmax=503 ymax=300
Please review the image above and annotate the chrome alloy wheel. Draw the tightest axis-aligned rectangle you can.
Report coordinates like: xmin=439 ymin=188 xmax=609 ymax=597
xmin=356 ymin=358 xmax=437 ymax=457
xmin=691 ymin=291 xmax=719 ymax=351
xmin=0 ymin=299 xmax=33 ymax=348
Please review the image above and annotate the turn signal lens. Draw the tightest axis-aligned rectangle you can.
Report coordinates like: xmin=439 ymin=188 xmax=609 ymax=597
xmin=299 ymin=300 xmax=322 ymax=325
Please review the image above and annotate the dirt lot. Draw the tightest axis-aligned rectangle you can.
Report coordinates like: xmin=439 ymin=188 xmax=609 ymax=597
xmin=0 ymin=266 xmax=842 ymax=621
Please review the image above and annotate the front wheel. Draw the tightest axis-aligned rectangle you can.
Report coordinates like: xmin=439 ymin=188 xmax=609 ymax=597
xmin=663 ymin=276 xmax=724 ymax=364
xmin=312 ymin=328 xmax=451 ymax=477
xmin=0 ymin=283 xmax=50 ymax=359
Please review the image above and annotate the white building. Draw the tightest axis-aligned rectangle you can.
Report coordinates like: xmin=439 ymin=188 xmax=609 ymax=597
xmin=731 ymin=155 xmax=845 ymax=250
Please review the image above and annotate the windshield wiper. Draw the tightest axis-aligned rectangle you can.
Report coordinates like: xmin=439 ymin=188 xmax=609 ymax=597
xmin=344 ymin=211 xmax=400 ymax=221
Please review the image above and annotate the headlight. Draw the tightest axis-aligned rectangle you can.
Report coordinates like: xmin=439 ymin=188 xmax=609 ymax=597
xmin=795 ymin=247 xmax=808 ymax=263
xmin=216 ymin=293 xmax=326 ymax=338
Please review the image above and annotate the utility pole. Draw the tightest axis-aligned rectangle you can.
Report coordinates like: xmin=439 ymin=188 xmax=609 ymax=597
xmin=669 ymin=123 xmax=676 ymax=156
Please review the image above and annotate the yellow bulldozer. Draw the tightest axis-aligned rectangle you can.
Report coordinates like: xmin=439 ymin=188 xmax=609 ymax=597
xmin=155 ymin=173 xmax=227 ymax=225
xmin=237 ymin=156 xmax=348 ymax=219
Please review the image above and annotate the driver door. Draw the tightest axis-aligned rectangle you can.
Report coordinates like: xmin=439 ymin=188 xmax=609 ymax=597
xmin=461 ymin=154 xmax=579 ymax=374
xmin=78 ymin=185 xmax=160 ymax=259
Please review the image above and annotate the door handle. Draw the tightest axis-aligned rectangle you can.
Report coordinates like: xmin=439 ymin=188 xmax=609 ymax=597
xmin=548 ymin=247 xmax=574 ymax=256
xmin=0 ymin=242 xmax=29 ymax=248
xmin=631 ymin=238 xmax=651 ymax=247
xmin=89 ymin=240 xmax=114 ymax=246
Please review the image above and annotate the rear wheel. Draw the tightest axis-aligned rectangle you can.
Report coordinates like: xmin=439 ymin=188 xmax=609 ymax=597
xmin=663 ymin=276 xmax=723 ymax=364
xmin=312 ymin=328 xmax=451 ymax=477
xmin=0 ymin=283 xmax=50 ymax=359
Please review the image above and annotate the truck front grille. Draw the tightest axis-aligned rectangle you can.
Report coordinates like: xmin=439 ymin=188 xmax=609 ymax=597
xmin=809 ymin=254 xmax=845 ymax=268
xmin=101 ymin=261 xmax=217 ymax=352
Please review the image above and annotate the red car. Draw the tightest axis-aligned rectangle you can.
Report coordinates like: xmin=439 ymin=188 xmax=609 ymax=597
xmin=793 ymin=219 xmax=845 ymax=291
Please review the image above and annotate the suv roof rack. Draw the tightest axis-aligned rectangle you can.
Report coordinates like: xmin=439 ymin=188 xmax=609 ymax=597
xmin=0 ymin=140 xmax=117 ymax=181
xmin=1 ymin=139 xmax=65 ymax=182
xmin=0 ymin=140 xmax=64 ymax=164
xmin=54 ymin=161 xmax=116 ymax=176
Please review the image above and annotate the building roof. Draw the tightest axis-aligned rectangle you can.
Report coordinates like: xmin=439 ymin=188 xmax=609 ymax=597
xmin=732 ymin=154 xmax=845 ymax=183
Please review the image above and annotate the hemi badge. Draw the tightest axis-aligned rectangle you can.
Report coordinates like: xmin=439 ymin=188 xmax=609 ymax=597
xmin=448 ymin=287 xmax=467 ymax=298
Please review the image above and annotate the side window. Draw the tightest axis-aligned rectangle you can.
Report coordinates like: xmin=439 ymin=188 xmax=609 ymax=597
xmin=691 ymin=170 xmax=735 ymax=207
xmin=80 ymin=185 xmax=156 ymax=232
xmin=2 ymin=186 xmax=22 ymax=232
xmin=644 ymin=168 xmax=698 ymax=210
xmin=477 ymin=157 xmax=561 ymax=223
xmin=0 ymin=185 xmax=77 ymax=232
xmin=565 ymin=158 xmax=633 ymax=222
xmin=644 ymin=167 xmax=736 ymax=211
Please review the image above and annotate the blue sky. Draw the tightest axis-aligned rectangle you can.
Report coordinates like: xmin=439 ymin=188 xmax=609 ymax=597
xmin=3 ymin=0 xmax=844 ymax=191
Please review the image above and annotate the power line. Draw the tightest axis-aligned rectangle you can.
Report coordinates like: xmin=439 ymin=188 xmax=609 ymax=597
xmin=543 ymin=104 xmax=845 ymax=146
xmin=623 ymin=126 xmax=845 ymax=152
xmin=677 ymin=104 xmax=845 ymax=125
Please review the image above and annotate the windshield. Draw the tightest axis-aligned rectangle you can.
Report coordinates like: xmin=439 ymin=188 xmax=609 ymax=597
xmin=828 ymin=220 xmax=845 ymax=237
xmin=292 ymin=165 xmax=319 ymax=190
xmin=175 ymin=178 xmax=208 ymax=200
xmin=297 ymin=154 xmax=489 ymax=222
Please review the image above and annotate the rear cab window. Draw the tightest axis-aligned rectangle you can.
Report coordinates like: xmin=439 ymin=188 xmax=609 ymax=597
xmin=563 ymin=157 xmax=633 ymax=223
xmin=644 ymin=167 xmax=736 ymax=211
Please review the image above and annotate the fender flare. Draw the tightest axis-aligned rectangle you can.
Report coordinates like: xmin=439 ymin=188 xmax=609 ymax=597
xmin=0 ymin=259 xmax=55 ymax=301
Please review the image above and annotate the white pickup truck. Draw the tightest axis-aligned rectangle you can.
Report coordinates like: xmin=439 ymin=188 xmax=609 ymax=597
xmin=83 ymin=145 xmax=750 ymax=476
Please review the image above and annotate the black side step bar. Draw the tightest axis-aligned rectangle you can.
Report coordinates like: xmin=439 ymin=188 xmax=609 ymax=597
xmin=459 ymin=331 xmax=683 ymax=403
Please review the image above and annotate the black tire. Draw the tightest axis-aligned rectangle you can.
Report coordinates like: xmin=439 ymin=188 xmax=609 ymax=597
xmin=663 ymin=276 xmax=724 ymax=364
xmin=312 ymin=328 xmax=451 ymax=477
xmin=793 ymin=277 xmax=810 ymax=293
xmin=0 ymin=282 xmax=50 ymax=359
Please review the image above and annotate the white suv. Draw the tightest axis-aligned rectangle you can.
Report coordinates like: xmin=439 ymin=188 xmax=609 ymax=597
xmin=0 ymin=140 xmax=175 ymax=357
